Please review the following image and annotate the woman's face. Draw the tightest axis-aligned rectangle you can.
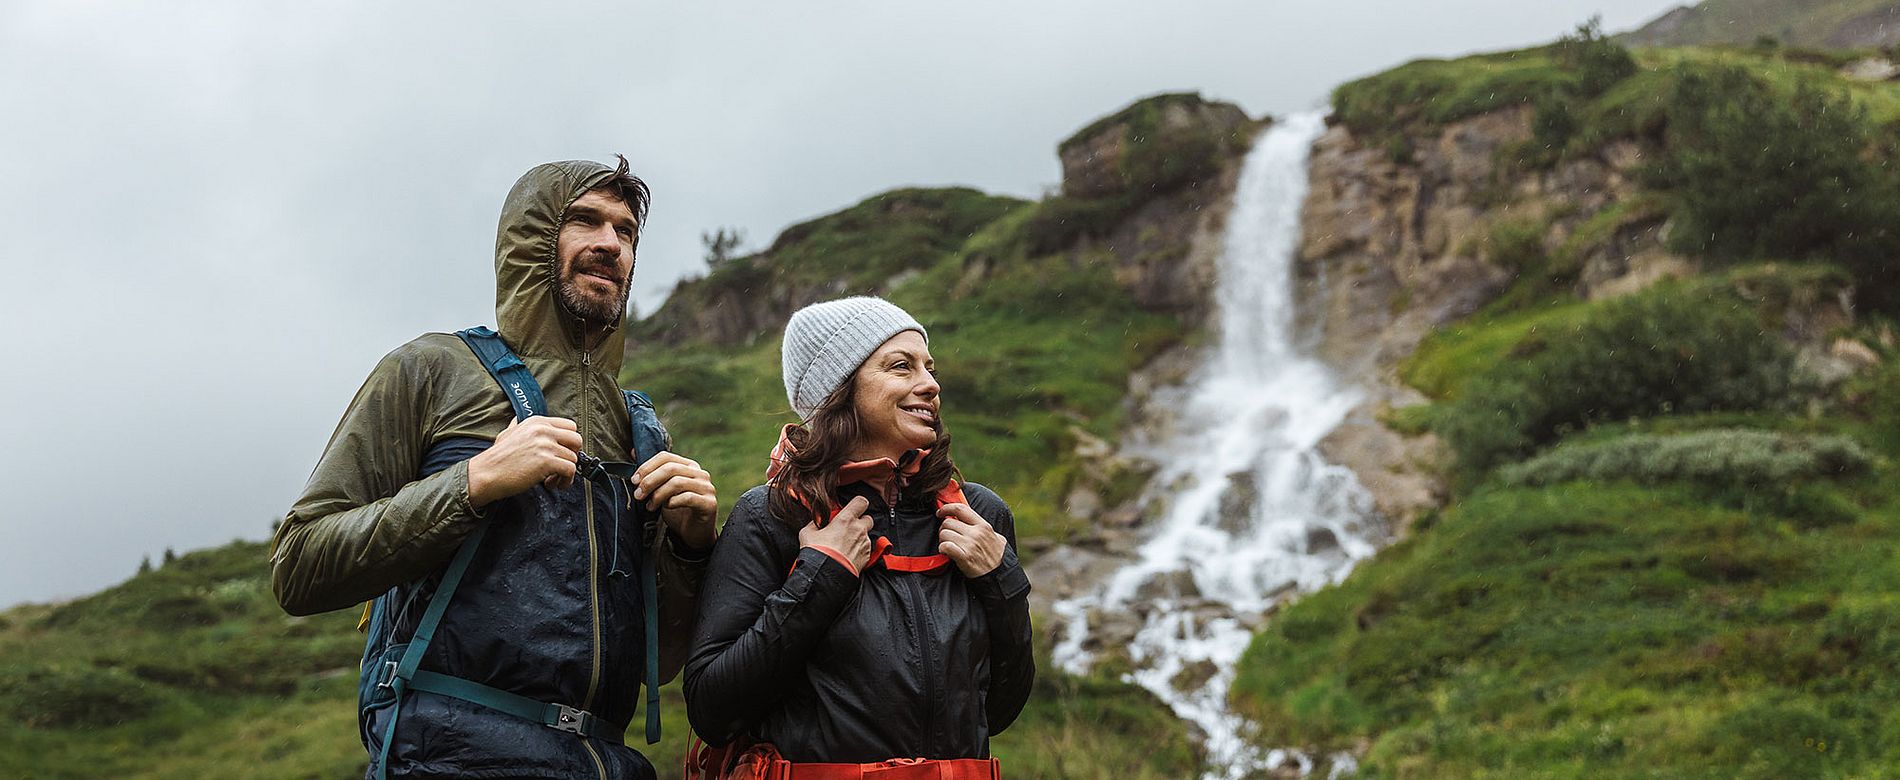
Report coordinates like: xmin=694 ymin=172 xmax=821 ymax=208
xmin=849 ymin=330 xmax=940 ymax=462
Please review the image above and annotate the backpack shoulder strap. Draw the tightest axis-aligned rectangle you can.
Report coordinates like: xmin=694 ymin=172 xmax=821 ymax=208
xmin=623 ymin=390 xmax=671 ymax=464
xmin=458 ymin=326 xmax=545 ymax=421
xmin=623 ymin=388 xmax=668 ymax=745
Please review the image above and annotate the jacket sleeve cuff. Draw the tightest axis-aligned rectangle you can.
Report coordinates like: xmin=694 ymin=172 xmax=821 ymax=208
xmin=667 ymin=527 xmax=714 ymax=563
xmin=970 ymin=547 xmax=1030 ymax=602
xmin=450 ymin=460 xmax=487 ymax=521
xmin=799 ymin=544 xmax=860 ymax=576
xmin=780 ymin=546 xmax=861 ymax=619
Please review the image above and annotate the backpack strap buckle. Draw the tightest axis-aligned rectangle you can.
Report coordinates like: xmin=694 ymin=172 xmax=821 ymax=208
xmin=549 ymin=703 xmax=596 ymax=736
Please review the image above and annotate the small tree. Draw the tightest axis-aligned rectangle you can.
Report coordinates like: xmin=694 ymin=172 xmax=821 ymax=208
xmin=137 ymin=555 xmax=152 ymax=575
xmin=701 ymin=227 xmax=747 ymax=270
xmin=1555 ymin=17 xmax=1636 ymax=96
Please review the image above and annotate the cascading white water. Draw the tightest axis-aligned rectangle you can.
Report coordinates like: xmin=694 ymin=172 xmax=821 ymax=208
xmin=1050 ymin=111 xmax=1382 ymax=780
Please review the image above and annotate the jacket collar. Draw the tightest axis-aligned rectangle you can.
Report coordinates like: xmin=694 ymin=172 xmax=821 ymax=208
xmin=765 ymin=423 xmax=928 ymax=507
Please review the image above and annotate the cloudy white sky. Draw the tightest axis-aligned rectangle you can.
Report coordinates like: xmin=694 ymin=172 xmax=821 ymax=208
xmin=0 ymin=0 xmax=1685 ymax=608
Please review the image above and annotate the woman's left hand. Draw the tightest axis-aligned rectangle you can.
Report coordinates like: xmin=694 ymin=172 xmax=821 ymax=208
xmin=937 ymin=503 xmax=1006 ymax=578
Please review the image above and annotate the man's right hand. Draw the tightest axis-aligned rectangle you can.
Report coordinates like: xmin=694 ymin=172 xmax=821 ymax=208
xmin=798 ymin=496 xmax=874 ymax=573
xmin=467 ymin=416 xmax=582 ymax=509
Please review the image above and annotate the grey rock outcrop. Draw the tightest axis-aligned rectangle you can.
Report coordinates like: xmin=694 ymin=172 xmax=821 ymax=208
xmin=1296 ymin=107 xmax=1695 ymax=530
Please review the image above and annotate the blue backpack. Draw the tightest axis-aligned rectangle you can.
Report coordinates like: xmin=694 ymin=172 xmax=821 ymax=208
xmin=361 ymin=326 xmax=670 ymax=779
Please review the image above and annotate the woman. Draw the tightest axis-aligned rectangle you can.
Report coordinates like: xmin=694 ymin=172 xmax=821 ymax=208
xmin=684 ymin=296 xmax=1034 ymax=779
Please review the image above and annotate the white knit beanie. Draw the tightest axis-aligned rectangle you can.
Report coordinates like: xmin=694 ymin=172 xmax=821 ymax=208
xmin=782 ymin=296 xmax=927 ymax=419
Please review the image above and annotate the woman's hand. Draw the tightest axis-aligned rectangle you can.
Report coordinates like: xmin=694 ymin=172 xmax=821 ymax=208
xmin=937 ymin=503 xmax=1006 ymax=578
xmin=799 ymin=496 xmax=875 ymax=573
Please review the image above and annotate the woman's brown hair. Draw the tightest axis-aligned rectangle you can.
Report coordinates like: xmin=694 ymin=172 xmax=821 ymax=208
xmin=768 ymin=375 xmax=957 ymax=526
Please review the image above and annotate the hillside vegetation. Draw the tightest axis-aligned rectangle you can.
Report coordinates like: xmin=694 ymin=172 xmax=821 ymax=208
xmin=1234 ymin=25 xmax=1900 ymax=778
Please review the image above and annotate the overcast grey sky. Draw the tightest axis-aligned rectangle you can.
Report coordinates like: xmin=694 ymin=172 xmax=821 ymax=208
xmin=0 ymin=0 xmax=1685 ymax=608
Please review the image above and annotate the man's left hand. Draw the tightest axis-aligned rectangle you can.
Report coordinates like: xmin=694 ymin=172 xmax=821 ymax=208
xmin=632 ymin=451 xmax=718 ymax=551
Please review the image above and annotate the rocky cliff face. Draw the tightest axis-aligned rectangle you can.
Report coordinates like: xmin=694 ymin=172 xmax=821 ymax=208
xmin=1295 ymin=107 xmax=1691 ymax=528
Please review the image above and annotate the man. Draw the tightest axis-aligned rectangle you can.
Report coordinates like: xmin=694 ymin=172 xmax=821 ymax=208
xmin=272 ymin=157 xmax=716 ymax=779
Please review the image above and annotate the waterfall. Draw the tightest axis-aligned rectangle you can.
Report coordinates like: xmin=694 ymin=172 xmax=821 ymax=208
xmin=1049 ymin=111 xmax=1383 ymax=779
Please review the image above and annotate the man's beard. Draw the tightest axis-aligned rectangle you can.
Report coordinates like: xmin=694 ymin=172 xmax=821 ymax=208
xmin=556 ymin=254 xmax=632 ymax=325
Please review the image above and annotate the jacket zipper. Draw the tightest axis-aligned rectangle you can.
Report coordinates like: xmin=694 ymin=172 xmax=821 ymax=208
xmin=580 ymin=347 xmax=604 ymax=715
xmin=581 ymin=739 xmax=607 ymax=778
xmin=580 ymin=345 xmax=606 ymax=780
xmin=897 ymin=500 xmax=941 ymax=748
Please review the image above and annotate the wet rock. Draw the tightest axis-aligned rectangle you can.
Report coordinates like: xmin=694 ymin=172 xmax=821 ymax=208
xmin=1024 ymin=544 xmax=1127 ymax=608
xmin=1134 ymin=569 xmax=1202 ymax=602
xmin=1170 ymin=659 xmax=1221 ymax=695
xmin=1082 ymin=606 xmax=1142 ymax=654
xmin=1064 ymin=486 xmax=1103 ymax=519
xmin=1102 ymin=503 xmax=1143 ymax=529
xmin=1304 ymin=526 xmax=1340 ymax=554
xmin=1217 ymin=471 xmax=1260 ymax=533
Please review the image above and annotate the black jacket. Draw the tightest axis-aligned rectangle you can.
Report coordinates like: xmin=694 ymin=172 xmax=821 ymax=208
xmin=684 ymin=481 xmax=1034 ymax=763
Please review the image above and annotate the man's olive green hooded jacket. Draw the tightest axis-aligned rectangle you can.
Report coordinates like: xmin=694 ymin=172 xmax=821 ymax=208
xmin=271 ymin=161 xmax=704 ymax=779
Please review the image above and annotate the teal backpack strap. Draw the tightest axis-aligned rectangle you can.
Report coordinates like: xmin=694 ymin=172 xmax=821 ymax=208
xmin=373 ymin=524 xmax=489 ymax=778
xmin=624 ymin=389 xmax=669 ymax=745
xmin=458 ymin=326 xmax=547 ymax=419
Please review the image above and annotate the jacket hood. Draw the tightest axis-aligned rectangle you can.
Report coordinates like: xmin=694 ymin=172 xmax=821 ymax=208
xmin=493 ymin=160 xmax=629 ymax=371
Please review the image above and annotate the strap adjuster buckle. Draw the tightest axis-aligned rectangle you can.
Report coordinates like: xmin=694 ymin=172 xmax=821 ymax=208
xmin=550 ymin=704 xmax=593 ymax=736
xmin=376 ymin=660 xmax=398 ymax=690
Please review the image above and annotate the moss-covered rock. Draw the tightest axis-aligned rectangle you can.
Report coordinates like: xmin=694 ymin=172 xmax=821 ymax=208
xmin=1056 ymin=92 xmax=1253 ymax=200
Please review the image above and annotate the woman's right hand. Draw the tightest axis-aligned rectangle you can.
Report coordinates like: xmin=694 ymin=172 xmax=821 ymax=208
xmin=798 ymin=496 xmax=875 ymax=573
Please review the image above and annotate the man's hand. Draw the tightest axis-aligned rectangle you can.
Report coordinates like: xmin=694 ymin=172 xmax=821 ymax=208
xmin=633 ymin=451 xmax=718 ymax=551
xmin=468 ymin=416 xmax=582 ymax=509
xmin=799 ymin=496 xmax=873 ymax=572
xmin=937 ymin=503 xmax=1006 ymax=578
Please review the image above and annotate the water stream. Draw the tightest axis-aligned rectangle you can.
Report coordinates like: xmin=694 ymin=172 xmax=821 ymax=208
xmin=1049 ymin=111 xmax=1384 ymax=780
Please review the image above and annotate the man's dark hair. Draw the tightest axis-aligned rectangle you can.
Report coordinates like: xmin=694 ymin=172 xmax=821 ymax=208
xmin=592 ymin=153 xmax=653 ymax=252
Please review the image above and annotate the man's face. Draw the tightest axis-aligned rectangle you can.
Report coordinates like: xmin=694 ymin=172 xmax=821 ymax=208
xmin=554 ymin=189 xmax=637 ymax=325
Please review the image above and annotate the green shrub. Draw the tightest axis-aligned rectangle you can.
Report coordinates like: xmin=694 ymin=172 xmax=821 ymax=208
xmin=1438 ymin=286 xmax=1796 ymax=480
xmin=1057 ymin=92 xmax=1246 ymax=199
xmin=1529 ymin=90 xmax=1578 ymax=159
xmin=1020 ymin=195 xmax=1136 ymax=256
xmin=1118 ymin=95 xmax=1230 ymax=195
xmin=1483 ymin=216 xmax=1547 ymax=273
xmin=1553 ymin=17 xmax=1636 ymax=97
xmin=1651 ymin=62 xmax=1900 ymax=309
xmin=1 ymin=664 xmax=164 ymax=729
xmin=1701 ymin=700 xmax=1851 ymax=779
xmin=1496 ymin=429 xmax=1871 ymax=488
